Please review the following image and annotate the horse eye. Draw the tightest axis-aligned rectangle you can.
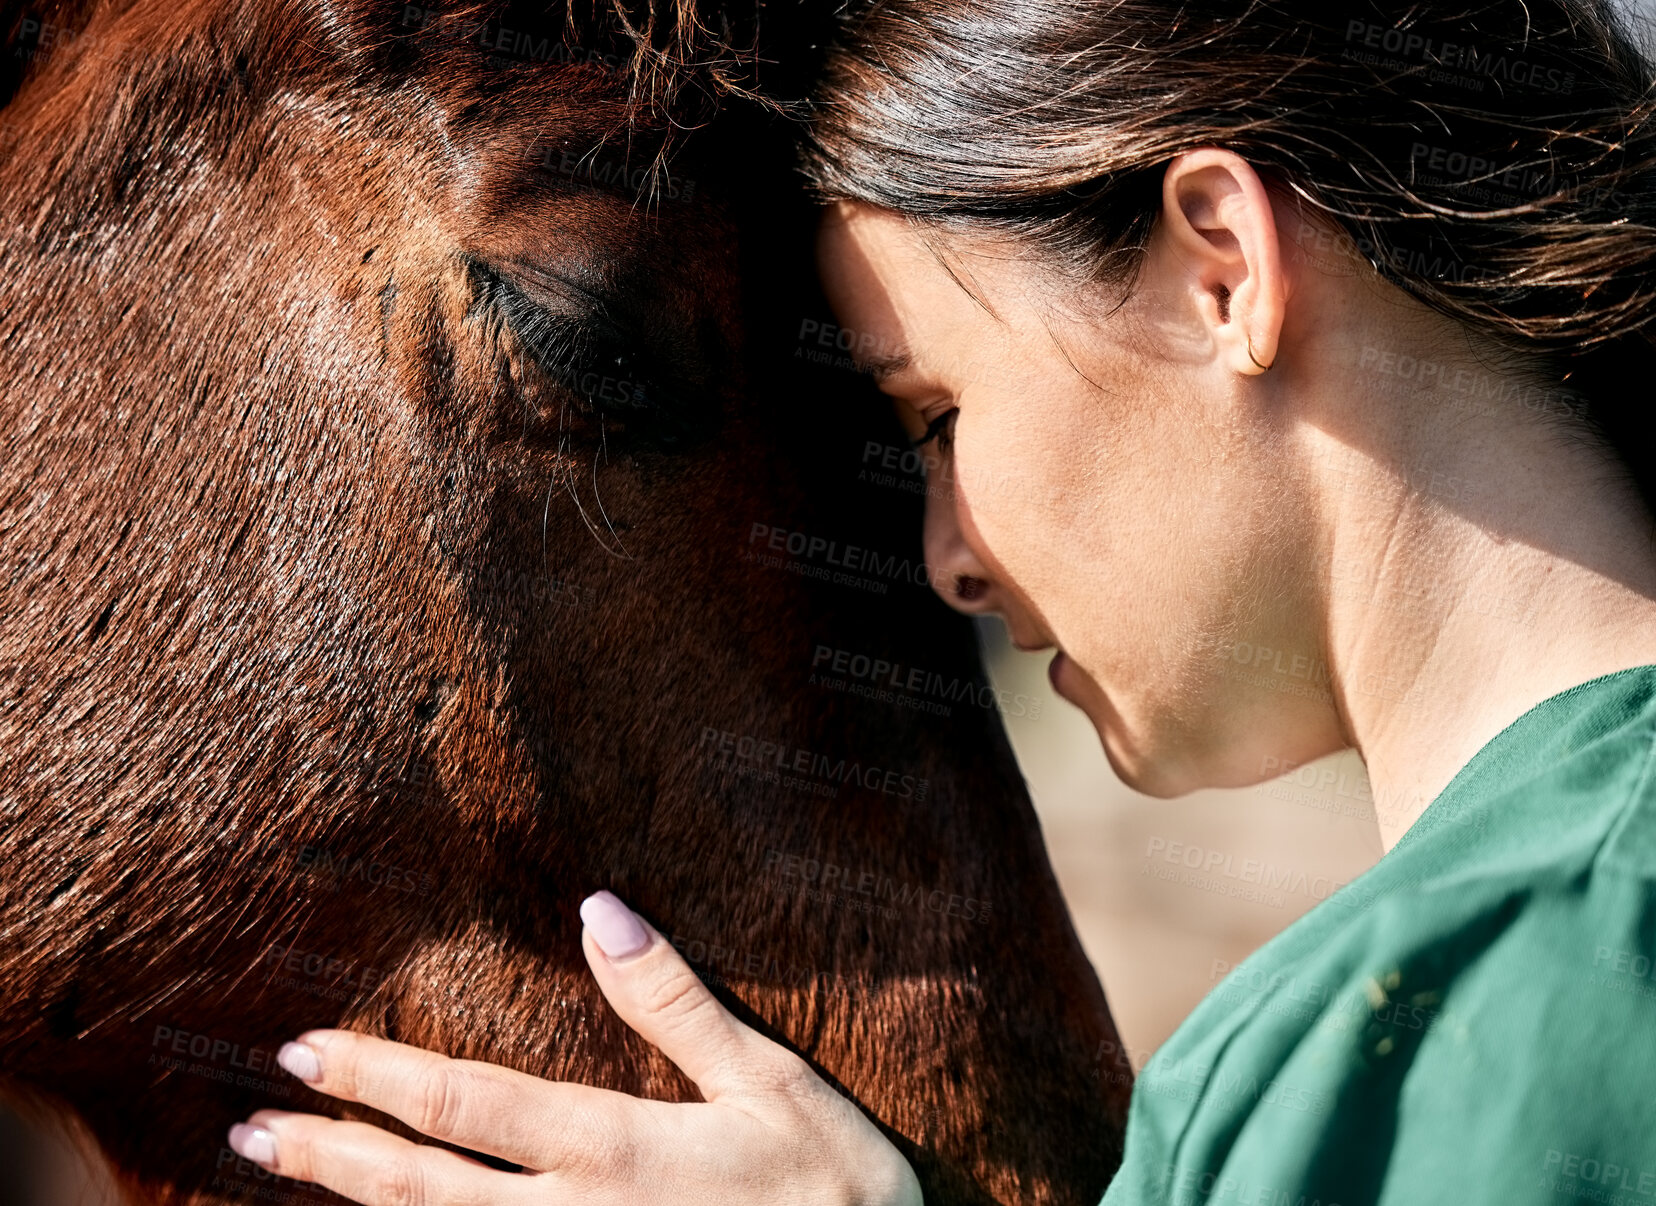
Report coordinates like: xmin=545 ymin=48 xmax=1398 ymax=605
xmin=467 ymin=259 xmax=717 ymax=449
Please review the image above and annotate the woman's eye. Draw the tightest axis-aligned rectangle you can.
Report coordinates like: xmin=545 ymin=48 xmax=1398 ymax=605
xmin=913 ymin=408 xmax=958 ymax=454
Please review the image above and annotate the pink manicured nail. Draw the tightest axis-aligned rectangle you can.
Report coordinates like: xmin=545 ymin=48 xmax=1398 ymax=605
xmin=228 ymin=1122 xmax=277 ymax=1166
xmin=580 ymin=891 xmax=650 ymax=960
xmin=277 ymin=1041 xmax=321 ymax=1082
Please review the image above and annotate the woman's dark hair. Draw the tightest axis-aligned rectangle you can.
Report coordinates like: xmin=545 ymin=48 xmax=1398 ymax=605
xmin=801 ymin=0 xmax=1656 ymax=508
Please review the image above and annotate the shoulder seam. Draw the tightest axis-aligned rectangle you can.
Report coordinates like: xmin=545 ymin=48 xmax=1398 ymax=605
xmin=1592 ymin=719 xmax=1656 ymax=875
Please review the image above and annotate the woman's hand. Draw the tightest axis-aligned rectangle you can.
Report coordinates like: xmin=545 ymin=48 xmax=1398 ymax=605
xmin=226 ymin=891 xmax=922 ymax=1206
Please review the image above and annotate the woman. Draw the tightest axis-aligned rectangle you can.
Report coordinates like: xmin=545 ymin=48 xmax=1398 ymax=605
xmin=226 ymin=0 xmax=1656 ymax=1201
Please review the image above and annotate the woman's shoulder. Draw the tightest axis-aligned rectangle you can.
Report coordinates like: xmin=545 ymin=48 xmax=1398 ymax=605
xmin=1105 ymin=667 xmax=1656 ymax=1205
xmin=1409 ymin=661 xmax=1656 ymax=859
xmin=1353 ymin=659 xmax=1656 ymax=922
xmin=1184 ymin=668 xmax=1656 ymax=1055
xmin=1238 ymin=658 xmax=1656 ymax=1082
xmin=1112 ymin=825 xmax=1656 ymax=1206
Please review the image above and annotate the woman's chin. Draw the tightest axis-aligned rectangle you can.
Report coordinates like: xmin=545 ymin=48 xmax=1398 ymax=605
xmin=1053 ymin=656 xmax=1206 ymax=799
xmin=1050 ymin=655 xmax=1138 ymax=784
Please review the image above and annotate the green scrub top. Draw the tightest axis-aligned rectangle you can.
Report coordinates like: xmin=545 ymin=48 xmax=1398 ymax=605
xmin=1101 ymin=664 xmax=1656 ymax=1206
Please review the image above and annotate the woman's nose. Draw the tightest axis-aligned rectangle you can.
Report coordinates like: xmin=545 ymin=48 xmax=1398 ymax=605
xmin=923 ymin=473 xmax=998 ymax=616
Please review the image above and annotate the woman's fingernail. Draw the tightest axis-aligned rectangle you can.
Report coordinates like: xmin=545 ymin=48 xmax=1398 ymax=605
xmin=228 ymin=1122 xmax=277 ymax=1166
xmin=580 ymin=890 xmax=650 ymax=960
xmin=277 ymin=1041 xmax=322 ymax=1082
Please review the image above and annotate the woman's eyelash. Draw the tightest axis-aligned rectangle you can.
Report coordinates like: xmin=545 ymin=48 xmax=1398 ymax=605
xmin=913 ymin=409 xmax=958 ymax=452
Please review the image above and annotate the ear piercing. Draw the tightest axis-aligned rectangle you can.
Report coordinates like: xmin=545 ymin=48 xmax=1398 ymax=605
xmin=1247 ymin=333 xmax=1275 ymax=372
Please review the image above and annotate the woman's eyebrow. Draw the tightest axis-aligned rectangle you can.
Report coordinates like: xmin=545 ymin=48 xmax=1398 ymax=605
xmin=857 ymin=349 xmax=913 ymax=382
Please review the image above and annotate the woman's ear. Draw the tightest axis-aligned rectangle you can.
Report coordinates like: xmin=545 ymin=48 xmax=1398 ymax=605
xmin=1159 ymin=148 xmax=1286 ymax=376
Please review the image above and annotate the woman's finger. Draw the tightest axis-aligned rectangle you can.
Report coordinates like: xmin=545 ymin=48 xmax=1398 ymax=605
xmin=270 ymin=1028 xmax=621 ymax=1170
xmin=229 ymin=1109 xmax=518 ymax=1206
xmin=578 ymin=891 xmax=809 ymax=1106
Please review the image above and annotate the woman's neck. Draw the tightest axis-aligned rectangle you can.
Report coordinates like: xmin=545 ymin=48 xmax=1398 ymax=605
xmin=1305 ymin=346 xmax=1656 ymax=851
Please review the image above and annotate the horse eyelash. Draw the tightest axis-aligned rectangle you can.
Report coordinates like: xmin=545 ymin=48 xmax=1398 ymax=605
xmin=472 ymin=263 xmax=639 ymax=405
xmin=479 ymin=269 xmax=601 ymax=377
xmin=467 ymin=260 xmax=714 ymax=450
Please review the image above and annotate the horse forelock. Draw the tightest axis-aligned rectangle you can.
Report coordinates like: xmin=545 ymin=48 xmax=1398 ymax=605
xmin=1 ymin=0 xmax=774 ymax=135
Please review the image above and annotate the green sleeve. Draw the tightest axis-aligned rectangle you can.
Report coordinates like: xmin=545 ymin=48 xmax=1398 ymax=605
xmin=1102 ymin=861 xmax=1656 ymax=1206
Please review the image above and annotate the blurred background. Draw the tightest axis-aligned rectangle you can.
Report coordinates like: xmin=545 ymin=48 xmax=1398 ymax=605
xmin=978 ymin=618 xmax=1385 ymax=1064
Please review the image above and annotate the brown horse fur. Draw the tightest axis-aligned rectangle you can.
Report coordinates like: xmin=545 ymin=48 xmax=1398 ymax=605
xmin=0 ymin=1 xmax=1132 ymax=1202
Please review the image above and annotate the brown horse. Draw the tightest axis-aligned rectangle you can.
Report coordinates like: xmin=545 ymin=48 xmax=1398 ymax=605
xmin=0 ymin=1 xmax=1130 ymax=1202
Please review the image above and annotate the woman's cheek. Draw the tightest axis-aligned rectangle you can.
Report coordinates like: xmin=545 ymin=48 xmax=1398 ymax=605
xmin=953 ymin=424 xmax=1064 ymax=592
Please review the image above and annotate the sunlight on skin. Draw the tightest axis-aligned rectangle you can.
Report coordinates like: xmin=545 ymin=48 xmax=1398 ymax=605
xmin=816 ymin=150 xmax=1656 ymax=849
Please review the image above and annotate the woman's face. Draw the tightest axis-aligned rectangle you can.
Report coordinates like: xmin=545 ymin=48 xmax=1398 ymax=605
xmin=817 ymin=200 xmax=1337 ymax=796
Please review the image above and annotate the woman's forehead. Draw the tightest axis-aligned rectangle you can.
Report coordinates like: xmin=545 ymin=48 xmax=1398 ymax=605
xmin=820 ymin=208 xmax=1010 ymax=326
xmin=815 ymin=208 xmax=931 ymax=359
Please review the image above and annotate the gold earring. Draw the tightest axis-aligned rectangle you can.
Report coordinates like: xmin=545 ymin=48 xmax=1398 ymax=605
xmin=1247 ymin=334 xmax=1275 ymax=372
